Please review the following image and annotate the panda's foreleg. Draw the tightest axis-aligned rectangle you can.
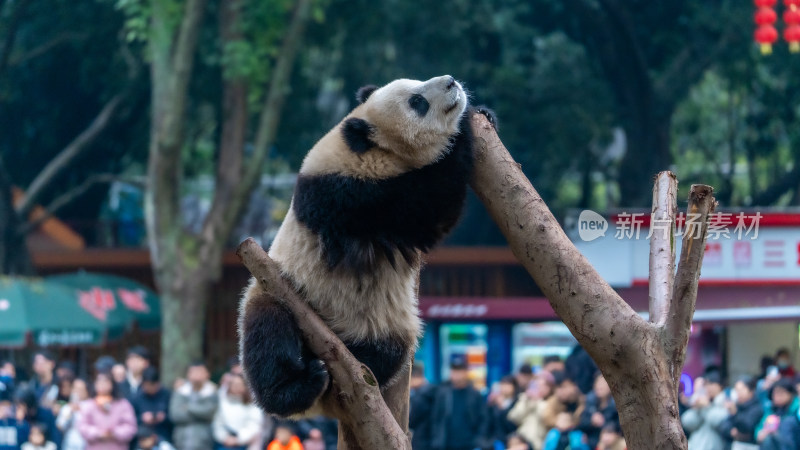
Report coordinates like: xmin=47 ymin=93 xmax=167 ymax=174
xmin=345 ymin=335 xmax=411 ymax=387
xmin=239 ymin=292 xmax=329 ymax=417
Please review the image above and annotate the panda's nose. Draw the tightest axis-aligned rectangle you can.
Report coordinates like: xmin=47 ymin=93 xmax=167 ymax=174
xmin=445 ymin=76 xmax=456 ymax=90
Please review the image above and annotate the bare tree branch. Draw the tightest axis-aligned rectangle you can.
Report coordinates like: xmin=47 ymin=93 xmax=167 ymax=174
xmin=241 ymin=0 xmax=312 ymax=194
xmin=16 ymin=92 xmax=127 ymax=218
xmin=649 ymin=171 xmax=677 ymax=326
xmin=0 ymin=0 xmax=31 ymax=75
xmin=7 ymin=31 xmax=86 ymax=66
xmin=200 ymin=0 xmax=248 ymax=250
xmin=666 ymin=184 xmax=716 ymax=385
xmin=16 ymin=173 xmax=145 ymax=236
xmin=236 ymin=238 xmax=410 ymax=450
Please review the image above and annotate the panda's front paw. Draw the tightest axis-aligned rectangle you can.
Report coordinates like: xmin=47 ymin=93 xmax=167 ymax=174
xmin=474 ymin=105 xmax=498 ymax=131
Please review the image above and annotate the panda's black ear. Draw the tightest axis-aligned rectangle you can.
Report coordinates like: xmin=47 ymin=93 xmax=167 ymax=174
xmin=342 ymin=118 xmax=375 ymax=154
xmin=356 ymin=85 xmax=378 ymax=104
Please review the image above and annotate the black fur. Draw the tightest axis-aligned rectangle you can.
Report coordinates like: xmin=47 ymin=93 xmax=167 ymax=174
xmin=345 ymin=335 xmax=410 ymax=386
xmin=408 ymin=93 xmax=430 ymax=117
xmin=293 ymin=108 xmax=480 ymax=272
xmin=241 ymin=294 xmax=329 ymax=417
xmin=356 ymin=85 xmax=378 ymax=104
xmin=341 ymin=118 xmax=376 ymax=153
xmin=475 ymin=105 xmax=499 ymax=131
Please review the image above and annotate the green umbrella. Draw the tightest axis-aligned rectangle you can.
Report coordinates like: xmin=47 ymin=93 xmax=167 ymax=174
xmin=0 ymin=277 xmax=115 ymax=347
xmin=47 ymin=272 xmax=160 ymax=332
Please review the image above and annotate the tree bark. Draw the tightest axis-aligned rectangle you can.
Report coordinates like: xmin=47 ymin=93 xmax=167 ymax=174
xmin=468 ymin=113 xmax=714 ymax=450
xmin=159 ymin=275 xmax=213 ymax=384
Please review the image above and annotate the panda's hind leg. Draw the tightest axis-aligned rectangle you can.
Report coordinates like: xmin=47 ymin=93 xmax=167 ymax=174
xmin=239 ymin=292 xmax=329 ymax=417
xmin=345 ymin=335 xmax=410 ymax=387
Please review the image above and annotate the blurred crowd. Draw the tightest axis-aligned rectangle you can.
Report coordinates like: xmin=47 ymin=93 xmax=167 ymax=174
xmin=0 ymin=347 xmax=336 ymax=450
xmin=1 ymin=346 xmax=799 ymax=450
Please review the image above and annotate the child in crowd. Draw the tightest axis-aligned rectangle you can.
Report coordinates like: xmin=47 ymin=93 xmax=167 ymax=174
xmin=21 ymin=423 xmax=56 ymax=450
xmin=135 ymin=425 xmax=175 ymax=450
xmin=301 ymin=428 xmax=325 ymax=450
xmin=266 ymin=422 xmax=303 ymax=450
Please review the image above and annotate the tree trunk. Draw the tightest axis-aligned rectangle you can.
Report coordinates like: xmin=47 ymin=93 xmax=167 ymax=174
xmin=158 ymin=274 xmax=213 ymax=385
xmin=0 ymin=159 xmax=33 ymax=275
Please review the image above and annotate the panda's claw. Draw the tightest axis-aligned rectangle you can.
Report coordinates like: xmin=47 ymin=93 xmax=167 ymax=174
xmin=474 ymin=105 xmax=498 ymax=131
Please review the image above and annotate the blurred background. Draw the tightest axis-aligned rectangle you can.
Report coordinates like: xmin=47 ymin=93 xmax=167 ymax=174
xmin=1 ymin=0 xmax=799 ymax=408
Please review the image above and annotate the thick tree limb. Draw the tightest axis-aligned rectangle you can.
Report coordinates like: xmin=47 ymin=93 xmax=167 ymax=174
xmin=469 ymin=113 xmax=711 ymax=450
xmin=236 ymin=238 xmax=411 ymax=450
xmin=16 ymin=93 xmax=128 ymax=218
xmin=648 ymin=171 xmax=677 ymax=326
xmin=666 ymin=185 xmax=716 ymax=385
xmin=469 ymin=113 xmax=645 ymax=366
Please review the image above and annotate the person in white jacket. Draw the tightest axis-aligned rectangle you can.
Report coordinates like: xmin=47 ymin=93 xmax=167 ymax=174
xmin=212 ymin=374 xmax=264 ymax=450
xmin=55 ymin=378 xmax=89 ymax=450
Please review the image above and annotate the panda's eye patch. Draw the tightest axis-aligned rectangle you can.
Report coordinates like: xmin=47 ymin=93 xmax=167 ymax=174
xmin=408 ymin=94 xmax=429 ymax=117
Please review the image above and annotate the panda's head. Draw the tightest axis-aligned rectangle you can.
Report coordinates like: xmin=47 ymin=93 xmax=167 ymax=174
xmin=341 ymin=75 xmax=468 ymax=168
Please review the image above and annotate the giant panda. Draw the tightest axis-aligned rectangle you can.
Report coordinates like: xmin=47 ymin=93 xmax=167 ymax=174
xmin=239 ymin=75 xmax=496 ymax=417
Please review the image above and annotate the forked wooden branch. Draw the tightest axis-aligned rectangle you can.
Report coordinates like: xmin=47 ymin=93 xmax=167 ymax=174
xmin=236 ymin=238 xmax=410 ymax=450
xmin=468 ymin=112 xmax=714 ymax=450
xmin=648 ymin=171 xmax=677 ymax=326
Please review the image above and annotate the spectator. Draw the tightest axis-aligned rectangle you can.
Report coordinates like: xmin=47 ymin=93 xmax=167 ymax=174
xmin=134 ymin=426 xmax=175 ymax=450
xmin=120 ymin=347 xmax=151 ymax=400
xmin=14 ymin=389 xmax=59 ymax=446
xmin=596 ymin=422 xmax=626 ymax=450
xmin=76 ymin=371 xmax=138 ymax=450
xmin=578 ymin=373 xmax=618 ymax=449
xmin=541 ymin=371 xmax=585 ymax=431
xmin=296 ymin=417 xmax=336 ymax=450
xmin=485 ymin=376 xmax=518 ymax=448
xmin=506 ymin=433 xmax=531 ymax=450
xmin=542 ymin=411 xmax=589 ymax=450
xmin=169 ymin=361 xmax=218 ymax=450
xmin=56 ymin=362 xmax=77 ymax=384
xmin=211 ymin=373 xmax=263 ymax=450
xmin=774 ymin=348 xmax=796 ymax=378
xmin=217 ymin=357 xmax=242 ymax=396
xmin=56 ymin=378 xmax=90 ymax=450
xmin=755 ymin=378 xmax=798 ymax=447
xmin=111 ymin=366 xmax=127 ymax=388
xmin=52 ymin=373 xmax=76 ymax=419
xmin=0 ymin=381 xmax=29 ymax=450
xmin=542 ymin=356 xmax=565 ymax=374
xmin=409 ymin=362 xmax=434 ymax=450
xmin=429 ymin=358 xmax=488 ymax=450
xmin=507 ymin=371 xmax=556 ymax=449
xmin=30 ymin=351 xmax=57 ymax=409
xmin=130 ymin=368 xmax=171 ymax=444
xmin=301 ymin=428 xmax=325 ymax=450
xmin=21 ymin=423 xmax=56 ymax=450
xmin=93 ymin=357 xmax=117 ymax=377
xmin=719 ymin=376 xmax=764 ymax=447
xmin=680 ymin=371 xmax=729 ymax=450
xmin=266 ymin=422 xmax=303 ymax=450
xmin=565 ymin=345 xmax=598 ymax=395
xmin=514 ymin=364 xmax=533 ymax=394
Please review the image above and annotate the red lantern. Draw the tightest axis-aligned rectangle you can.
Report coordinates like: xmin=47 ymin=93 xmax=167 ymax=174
xmin=784 ymin=0 xmax=800 ymax=6
xmin=756 ymin=7 xmax=778 ymax=24
xmin=756 ymin=25 xmax=780 ymax=53
xmin=785 ymin=1 xmax=800 ymax=52
xmin=755 ymin=0 xmax=779 ymax=54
